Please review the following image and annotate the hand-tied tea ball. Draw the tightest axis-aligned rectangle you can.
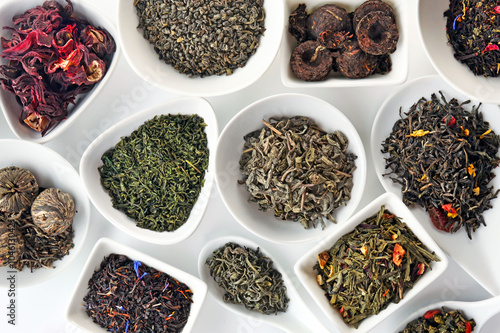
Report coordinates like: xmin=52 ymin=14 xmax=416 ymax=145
xmin=0 ymin=166 xmax=39 ymax=213
xmin=0 ymin=222 xmax=24 ymax=267
xmin=31 ymin=188 xmax=75 ymax=236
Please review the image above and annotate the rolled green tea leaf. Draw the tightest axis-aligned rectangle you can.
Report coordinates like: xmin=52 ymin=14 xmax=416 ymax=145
xmin=206 ymin=242 xmax=289 ymax=315
xmin=99 ymin=114 xmax=209 ymax=232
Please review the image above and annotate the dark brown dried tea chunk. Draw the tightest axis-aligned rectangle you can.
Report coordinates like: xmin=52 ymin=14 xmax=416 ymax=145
xmin=307 ymin=4 xmax=351 ymax=41
xmin=290 ymin=40 xmax=333 ymax=81
xmin=376 ymin=53 xmax=392 ymax=74
xmin=353 ymin=0 xmax=396 ymax=30
xmin=336 ymin=40 xmax=379 ymax=78
xmin=288 ymin=4 xmax=310 ymax=43
xmin=356 ymin=11 xmax=399 ymax=55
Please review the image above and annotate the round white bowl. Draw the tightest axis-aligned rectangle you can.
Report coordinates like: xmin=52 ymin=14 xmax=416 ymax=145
xmin=371 ymin=75 xmax=500 ymax=296
xmin=67 ymin=237 xmax=208 ymax=333
xmin=0 ymin=139 xmax=90 ymax=287
xmin=294 ymin=192 xmax=449 ymax=333
xmin=215 ymin=93 xmax=367 ymax=244
xmin=418 ymin=0 xmax=500 ymax=104
xmin=116 ymin=0 xmax=284 ymax=97
xmin=281 ymin=0 xmax=409 ymax=88
xmin=80 ymin=97 xmax=218 ymax=245
xmin=0 ymin=0 xmax=120 ymax=143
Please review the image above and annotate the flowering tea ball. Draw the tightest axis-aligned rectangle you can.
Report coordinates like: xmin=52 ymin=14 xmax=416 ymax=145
xmin=31 ymin=188 xmax=75 ymax=236
xmin=0 ymin=166 xmax=39 ymax=213
xmin=0 ymin=223 xmax=24 ymax=267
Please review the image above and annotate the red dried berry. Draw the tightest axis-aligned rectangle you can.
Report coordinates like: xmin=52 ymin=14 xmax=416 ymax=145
xmin=428 ymin=206 xmax=454 ymax=232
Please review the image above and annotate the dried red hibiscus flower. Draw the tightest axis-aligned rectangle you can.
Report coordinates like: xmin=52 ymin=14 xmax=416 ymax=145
xmin=0 ymin=0 xmax=115 ymax=136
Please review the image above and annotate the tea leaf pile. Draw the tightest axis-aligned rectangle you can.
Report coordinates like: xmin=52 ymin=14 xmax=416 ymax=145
xmin=99 ymin=114 xmax=209 ymax=232
xmin=205 ymin=242 xmax=289 ymax=315
xmin=239 ymin=116 xmax=357 ymax=229
xmin=400 ymin=307 xmax=476 ymax=333
xmin=382 ymin=92 xmax=500 ymax=238
xmin=84 ymin=254 xmax=193 ymax=332
xmin=315 ymin=206 xmax=440 ymax=328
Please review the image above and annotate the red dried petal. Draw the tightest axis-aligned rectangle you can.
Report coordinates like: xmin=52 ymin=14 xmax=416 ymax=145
xmin=1 ymin=30 xmax=52 ymax=58
xmin=465 ymin=321 xmax=472 ymax=333
xmin=423 ymin=309 xmax=441 ymax=319
xmin=81 ymin=25 xmax=116 ymax=57
xmin=47 ymin=47 xmax=83 ymax=73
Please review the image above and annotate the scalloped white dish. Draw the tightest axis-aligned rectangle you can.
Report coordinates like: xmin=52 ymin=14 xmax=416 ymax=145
xmin=294 ymin=192 xmax=449 ymax=333
xmin=79 ymin=97 xmax=218 ymax=245
xmin=281 ymin=0 xmax=409 ymax=88
xmin=371 ymin=75 xmax=500 ymax=295
xmin=0 ymin=0 xmax=120 ymax=143
xmin=394 ymin=296 xmax=500 ymax=332
xmin=116 ymin=0 xmax=284 ymax=97
xmin=67 ymin=237 xmax=208 ymax=333
xmin=418 ymin=0 xmax=500 ymax=104
xmin=215 ymin=93 xmax=367 ymax=244
xmin=198 ymin=235 xmax=330 ymax=333
xmin=0 ymin=139 xmax=90 ymax=287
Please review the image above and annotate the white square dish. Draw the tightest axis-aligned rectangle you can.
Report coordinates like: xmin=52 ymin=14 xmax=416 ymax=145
xmin=294 ymin=192 xmax=449 ymax=333
xmin=281 ymin=0 xmax=408 ymax=88
xmin=66 ymin=237 xmax=208 ymax=333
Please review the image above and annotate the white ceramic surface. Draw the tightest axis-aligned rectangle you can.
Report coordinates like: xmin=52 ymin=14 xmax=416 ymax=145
xmin=79 ymin=97 xmax=217 ymax=245
xmin=0 ymin=0 xmax=120 ymax=143
xmin=371 ymin=75 xmax=500 ymax=296
xmin=67 ymin=237 xmax=208 ymax=333
xmin=418 ymin=0 xmax=500 ymax=104
xmin=116 ymin=0 xmax=284 ymax=97
xmin=294 ymin=192 xmax=449 ymax=333
xmin=0 ymin=139 xmax=90 ymax=287
xmin=394 ymin=296 xmax=500 ymax=332
xmin=215 ymin=93 xmax=367 ymax=244
xmin=198 ymin=235 xmax=330 ymax=333
xmin=281 ymin=0 xmax=409 ymax=87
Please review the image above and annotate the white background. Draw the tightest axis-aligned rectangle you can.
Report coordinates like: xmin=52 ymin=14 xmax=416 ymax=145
xmin=0 ymin=1 xmax=497 ymax=332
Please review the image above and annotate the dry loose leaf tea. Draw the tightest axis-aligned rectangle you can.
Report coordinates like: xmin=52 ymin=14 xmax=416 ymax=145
xmin=315 ymin=206 xmax=440 ymax=328
xmin=382 ymin=92 xmax=500 ymax=238
xmin=205 ymin=242 xmax=289 ymax=315
xmin=99 ymin=114 xmax=209 ymax=232
xmin=239 ymin=116 xmax=356 ymax=229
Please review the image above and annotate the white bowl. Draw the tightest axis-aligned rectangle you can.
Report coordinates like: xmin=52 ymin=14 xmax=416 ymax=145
xmin=198 ymin=235 xmax=330 ymax=333
xmin=0 ymin=139 xmax=90 ymax=287
xmin=116 ymin=0 xmax=284 ymax=97
xmin=394 ymin=296 xmax=500 ymax=332
xmin=294 ymin=192 xmax=449 ymax=333
xmin=281 ymin=0 xmax=409 ymax=88
xmin=371 ymin=75 xmax=500 ymax=296
xmin=67 ymin=237 xmax=208 ymax=333
xmin=0 ymin=0 xmax=120 ymax=144
xmin=215 ymin=93 xmax=366 ymax=244
xmin=418 ymin=0 xmax=500 ymax=104
xmin=80 ymin=97 xmax=218 ymax=245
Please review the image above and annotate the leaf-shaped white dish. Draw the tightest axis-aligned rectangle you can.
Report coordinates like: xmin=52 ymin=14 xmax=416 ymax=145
xmin=79 ymin=97 xmax=218 ymax=245
xmin=198 ymin=235 xmax=330 ymax=333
